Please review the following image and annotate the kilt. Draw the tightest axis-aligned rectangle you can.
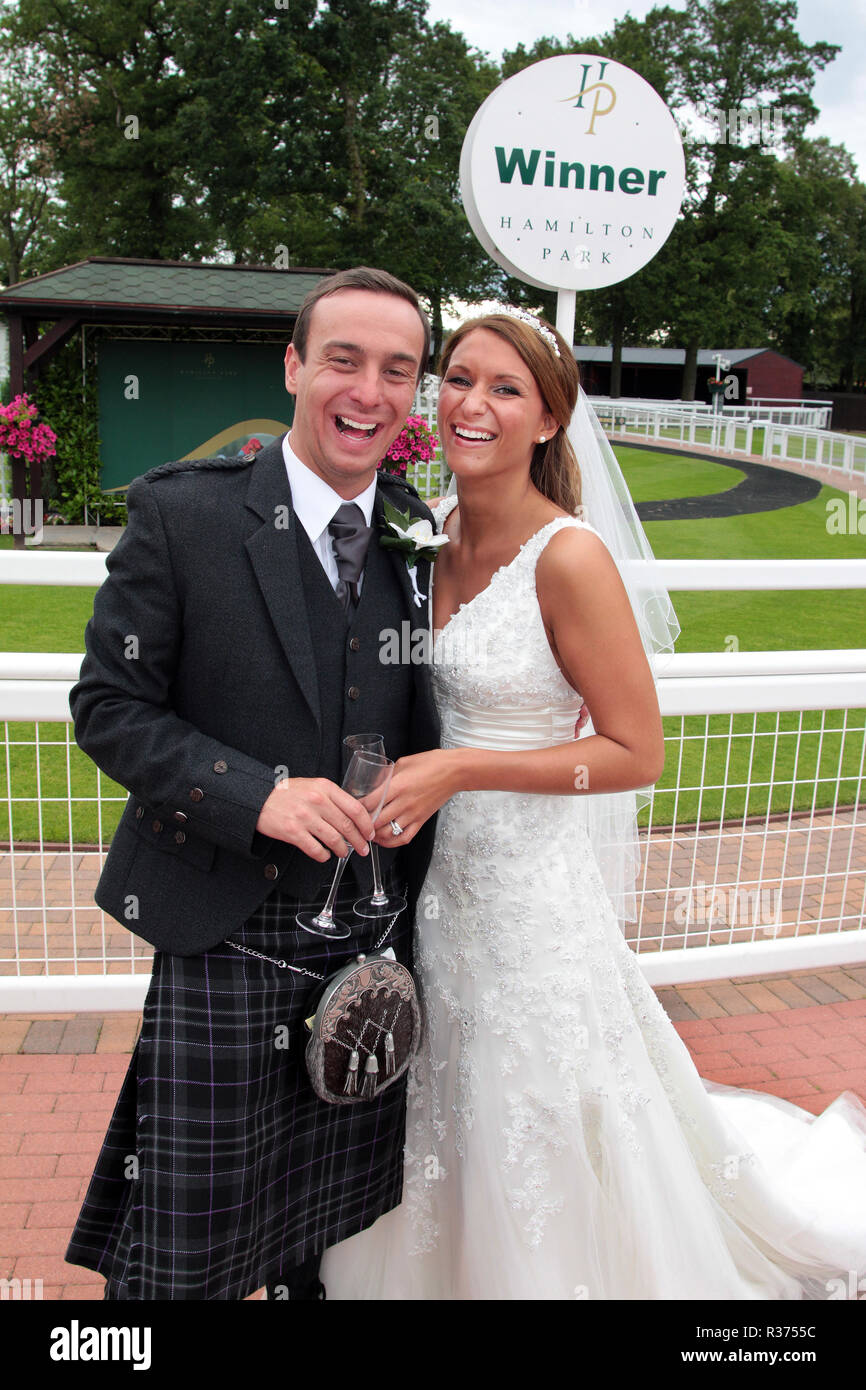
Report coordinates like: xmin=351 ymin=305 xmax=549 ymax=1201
xmin=65 ymin=875 xmax=412 ymax=1300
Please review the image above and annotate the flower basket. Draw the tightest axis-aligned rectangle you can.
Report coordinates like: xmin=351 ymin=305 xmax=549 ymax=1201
xmin=0 ymin=393 xmax=58 ymax=478
xmin=378 ymin=415 xmax=438 ymax=481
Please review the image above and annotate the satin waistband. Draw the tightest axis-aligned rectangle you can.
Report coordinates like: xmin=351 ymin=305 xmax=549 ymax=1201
xmin=439 ymin=698 xmax=583 ymax=751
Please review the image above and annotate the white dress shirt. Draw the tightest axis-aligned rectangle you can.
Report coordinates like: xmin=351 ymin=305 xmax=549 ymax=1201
xmin=282 ymin=433 xmax=378 ymax=596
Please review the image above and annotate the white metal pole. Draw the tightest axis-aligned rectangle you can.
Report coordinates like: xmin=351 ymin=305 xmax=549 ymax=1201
xmin=555 ymin=289 xmax=576 ymax=350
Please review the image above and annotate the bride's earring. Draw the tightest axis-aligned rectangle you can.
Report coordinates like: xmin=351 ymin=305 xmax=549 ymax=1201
xmin=538 ymin=435 xmax=546 ymax=443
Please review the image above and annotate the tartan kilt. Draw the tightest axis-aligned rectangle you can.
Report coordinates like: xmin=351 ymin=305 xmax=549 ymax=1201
xmin=65 ymin=876 xmax=412 ymax=1300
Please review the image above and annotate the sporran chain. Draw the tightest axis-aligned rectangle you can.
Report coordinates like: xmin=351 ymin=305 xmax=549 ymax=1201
xmin=224 ymin=915 xmax=399 ymax=981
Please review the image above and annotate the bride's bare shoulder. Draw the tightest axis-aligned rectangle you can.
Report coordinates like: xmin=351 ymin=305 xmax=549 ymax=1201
xmin=535 ymin=521 xmax=615 ymax=588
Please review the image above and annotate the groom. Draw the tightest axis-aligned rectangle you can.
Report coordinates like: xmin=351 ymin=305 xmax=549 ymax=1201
xmin=64 ymin=266 xmax=440 ymax=1300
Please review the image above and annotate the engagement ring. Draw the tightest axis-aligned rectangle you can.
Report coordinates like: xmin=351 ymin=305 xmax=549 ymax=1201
xmin=389 ymin=820 xmax=404 ymax=837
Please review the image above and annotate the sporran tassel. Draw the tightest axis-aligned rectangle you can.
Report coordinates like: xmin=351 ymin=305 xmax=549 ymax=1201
xmin=343 ymin=1048 xmax=360 ymax=1096
xmin=384 ymin=1032 xmax=396 ymax=1077
xmin=361 ymin=1053 xmax=379 ymax=1098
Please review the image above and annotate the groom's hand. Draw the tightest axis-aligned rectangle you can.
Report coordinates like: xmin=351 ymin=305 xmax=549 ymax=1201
xmin=256 ymin=778 xmax=374 ymax=862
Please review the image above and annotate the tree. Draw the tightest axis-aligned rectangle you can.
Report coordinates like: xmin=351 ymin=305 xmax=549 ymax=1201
xmin=358 ymin=20 xmax=502 ymax=359
xmin=662 ymin=0 xmax=838 ymax=395
xmin=0 ymin=37 xmax=62 ymax=284
xmin=766 ymin=140 xmax=866 ymax=388
xmin=4 ymin=0 xmax=293 ymax=262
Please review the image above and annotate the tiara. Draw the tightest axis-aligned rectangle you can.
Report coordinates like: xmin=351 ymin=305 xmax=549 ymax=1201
xmin=486 ymin=303 xmax=561 ymax=358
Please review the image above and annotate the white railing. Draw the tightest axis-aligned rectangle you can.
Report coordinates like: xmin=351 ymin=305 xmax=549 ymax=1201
xmin=3 ymin=549 xmax=864 ymax=596
xmin=729 ymin=399 xmax=833 ymax=429
xmin=0 ymin=651 xmax=863 ymax=1007
xmin=589 ymin=399 xmax=866 ymax=478
xmin=412 ymin=380 xmax=853 ymax=480
xmin=589 ymin=396 xmax=832 ymax=429
xmin=2 ymin=553 xmax=865 ymax=1007
xmin=761 ymin=421 xmax=866 ymax=478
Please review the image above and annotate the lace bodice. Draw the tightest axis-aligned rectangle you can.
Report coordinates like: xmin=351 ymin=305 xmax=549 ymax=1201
xmin=430 ymin=494 xmax=602 ymax=746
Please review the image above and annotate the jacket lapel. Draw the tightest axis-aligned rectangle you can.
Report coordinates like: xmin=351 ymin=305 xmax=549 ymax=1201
xmin=373 ymin=484 xmax=433 ymax=626
xmin=244 ymin=436 xmax=321 ymax=729
xmin=373 ymin=483 xmax=437 ymax=724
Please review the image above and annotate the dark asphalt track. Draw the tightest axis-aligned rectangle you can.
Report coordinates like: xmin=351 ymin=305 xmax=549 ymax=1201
xmin=622 ymin=442 xmax=822 ymax=521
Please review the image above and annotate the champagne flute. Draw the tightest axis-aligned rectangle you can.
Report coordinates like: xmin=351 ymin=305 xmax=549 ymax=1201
xmin=296 ymin=750 xmax=394 ymax=939
xmin=343 ymin=734 xmax=408 ymax=919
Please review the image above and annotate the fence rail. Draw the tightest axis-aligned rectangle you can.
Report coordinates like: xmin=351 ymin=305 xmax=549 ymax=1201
xmin=587 ymin=396 xmax=833 ymax=430
xmin=410 ymin=380 xmax=863 ymax=485
xmin=2 ymin=546 xmax=865 ymax=1009
xmin=1 ymin=643 xmax=864 ymax=1007
xmin=4 ymin=551 xmax=866 ymax=594
xmin=588 ymin=399 xmax=866 ymax=480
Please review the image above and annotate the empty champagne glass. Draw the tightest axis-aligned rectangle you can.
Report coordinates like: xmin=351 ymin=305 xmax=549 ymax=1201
xmin=296 ymin=750 xmax=394 ymax=939
xmin=343 ymin=734 xmax=408 ymax=919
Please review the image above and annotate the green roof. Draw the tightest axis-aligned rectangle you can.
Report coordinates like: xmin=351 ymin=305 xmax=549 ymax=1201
xmin=0 ymin=257 xmax=331 ymax=315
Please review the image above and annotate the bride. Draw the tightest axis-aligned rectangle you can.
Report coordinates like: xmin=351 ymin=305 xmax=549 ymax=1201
xmin=321 ymin=309 xmax=866 ymax=1300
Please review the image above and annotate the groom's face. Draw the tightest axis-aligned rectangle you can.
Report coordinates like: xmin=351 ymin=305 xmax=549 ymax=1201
xmin=284 ymin=289 xmax=424 ymax=494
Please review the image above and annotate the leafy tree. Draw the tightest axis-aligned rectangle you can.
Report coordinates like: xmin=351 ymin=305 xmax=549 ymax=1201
xmin=766 ymin=139 xmax=866 ymax=388
xmin=5 ymin=0 xmax=290 ymax=261
xmin=655 ymin=0 xmax=838 ymax=395
xmin=356 ymin=20 xmax=502 ymax=359
xmin=0 ymin=36 xmax=62 ymax=284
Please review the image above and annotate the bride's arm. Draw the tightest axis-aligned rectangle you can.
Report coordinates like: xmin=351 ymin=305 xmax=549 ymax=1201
xmin=375 ymin=527 xmax=664 ymax=844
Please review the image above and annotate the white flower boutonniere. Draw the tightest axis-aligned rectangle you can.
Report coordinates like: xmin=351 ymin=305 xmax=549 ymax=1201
xmin=379 ymin=498 xmax=449 ymax=607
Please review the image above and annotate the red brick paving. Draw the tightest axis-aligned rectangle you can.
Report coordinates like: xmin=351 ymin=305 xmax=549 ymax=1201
xmin=4 ymin=808 xmax=865 ymax=970
xmin=1 ymin=965 xmax=865 ymax=1299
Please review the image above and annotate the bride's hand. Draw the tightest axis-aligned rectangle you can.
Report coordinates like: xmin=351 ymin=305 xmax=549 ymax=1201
xmin=374 ymin=750 xmax=461 ymax=846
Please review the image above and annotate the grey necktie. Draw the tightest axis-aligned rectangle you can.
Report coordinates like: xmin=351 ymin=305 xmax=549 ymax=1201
xmin=328 ymin=502 xmax=373 ymax=613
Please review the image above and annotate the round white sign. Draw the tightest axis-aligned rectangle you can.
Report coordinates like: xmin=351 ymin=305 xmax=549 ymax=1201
xmin=460 ymin=54 xmax=686 ymax=292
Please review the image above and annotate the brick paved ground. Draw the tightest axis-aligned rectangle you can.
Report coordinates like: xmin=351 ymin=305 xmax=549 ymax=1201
xmin=4 ymin=805 xmax=864 ymax=970
xmin=1 ymin=963 xmax=865 ymax=1299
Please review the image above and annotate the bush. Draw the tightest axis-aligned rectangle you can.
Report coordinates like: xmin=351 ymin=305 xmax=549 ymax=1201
xmin=33 ymin=339 xmax=127 ymax=525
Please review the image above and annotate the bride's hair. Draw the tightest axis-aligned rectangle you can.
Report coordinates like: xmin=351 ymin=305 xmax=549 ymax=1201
xmin=438 ymin=314 xmax=582 ymax=513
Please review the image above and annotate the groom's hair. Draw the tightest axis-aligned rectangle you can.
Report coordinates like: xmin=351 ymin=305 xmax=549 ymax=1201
xmin=291 ymin=267 xmax=431 ymax=382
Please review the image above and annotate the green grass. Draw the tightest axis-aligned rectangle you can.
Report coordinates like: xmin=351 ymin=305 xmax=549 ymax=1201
xmin=2 ymin=446 xmax=864 ymax=837
xmin=630 ymin=457 xmax=866 ymax=654
xmin=613 ymin=446 xmax=746 ymax=503
xmin=647 ymin=709 xmax=862 ymax=829
xmin=0 ymin=584 xmax=99 ymax=652
xmin=1 ymin=724 xmax=119 ymax=845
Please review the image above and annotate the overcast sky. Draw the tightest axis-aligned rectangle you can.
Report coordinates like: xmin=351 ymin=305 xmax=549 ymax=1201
xmin=426 ymin=0 xmax=866 ymax=176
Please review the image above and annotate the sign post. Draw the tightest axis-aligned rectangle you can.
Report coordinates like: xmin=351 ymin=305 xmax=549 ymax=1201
xmin=460 ymin=54 xmax=686 ymax=353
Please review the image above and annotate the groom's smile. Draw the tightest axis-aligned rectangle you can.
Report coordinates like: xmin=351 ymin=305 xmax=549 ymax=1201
xmin=284 ymin=288 xmax=425 ymax=495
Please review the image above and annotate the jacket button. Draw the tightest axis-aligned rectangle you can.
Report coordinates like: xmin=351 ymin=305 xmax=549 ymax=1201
xmin=347 ymin=686 xmax=360 ymax=700
xmin=173 ymin=811 xmax=188 ymax=823
xmin=213 ymin=759 xmax=228 ymax=773
xmin=174 ymin=830 xmax=186 ymax=845
xmin=264 ymin=863 xmax=279 ymax=880
xmin=190 ymin=788 xmax=204 ymax=802
xmin=135 ymin=806 xmax=144 ymax=820
xmin=349 ymin=636 xmax=360 ymax=651
xmin=152 ymin=819 xmax=163 ymax=833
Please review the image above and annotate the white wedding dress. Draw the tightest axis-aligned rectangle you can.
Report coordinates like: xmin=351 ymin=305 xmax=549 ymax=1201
xmin=322 ymin=497 xmax=866 ymax=1299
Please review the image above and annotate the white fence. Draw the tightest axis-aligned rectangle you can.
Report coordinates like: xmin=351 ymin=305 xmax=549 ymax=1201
xmin=411 ymin=379 xmax=863 ymax=485
xmin=591 ymin=396 xmax=833 ymax=429
xmin=1 ymin=548 xmax=865 ymax=1009
xmin=589 ymin=399 xmax=866 ymax=481
xmin=724 ymin=399 xmax=833 ymax=429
